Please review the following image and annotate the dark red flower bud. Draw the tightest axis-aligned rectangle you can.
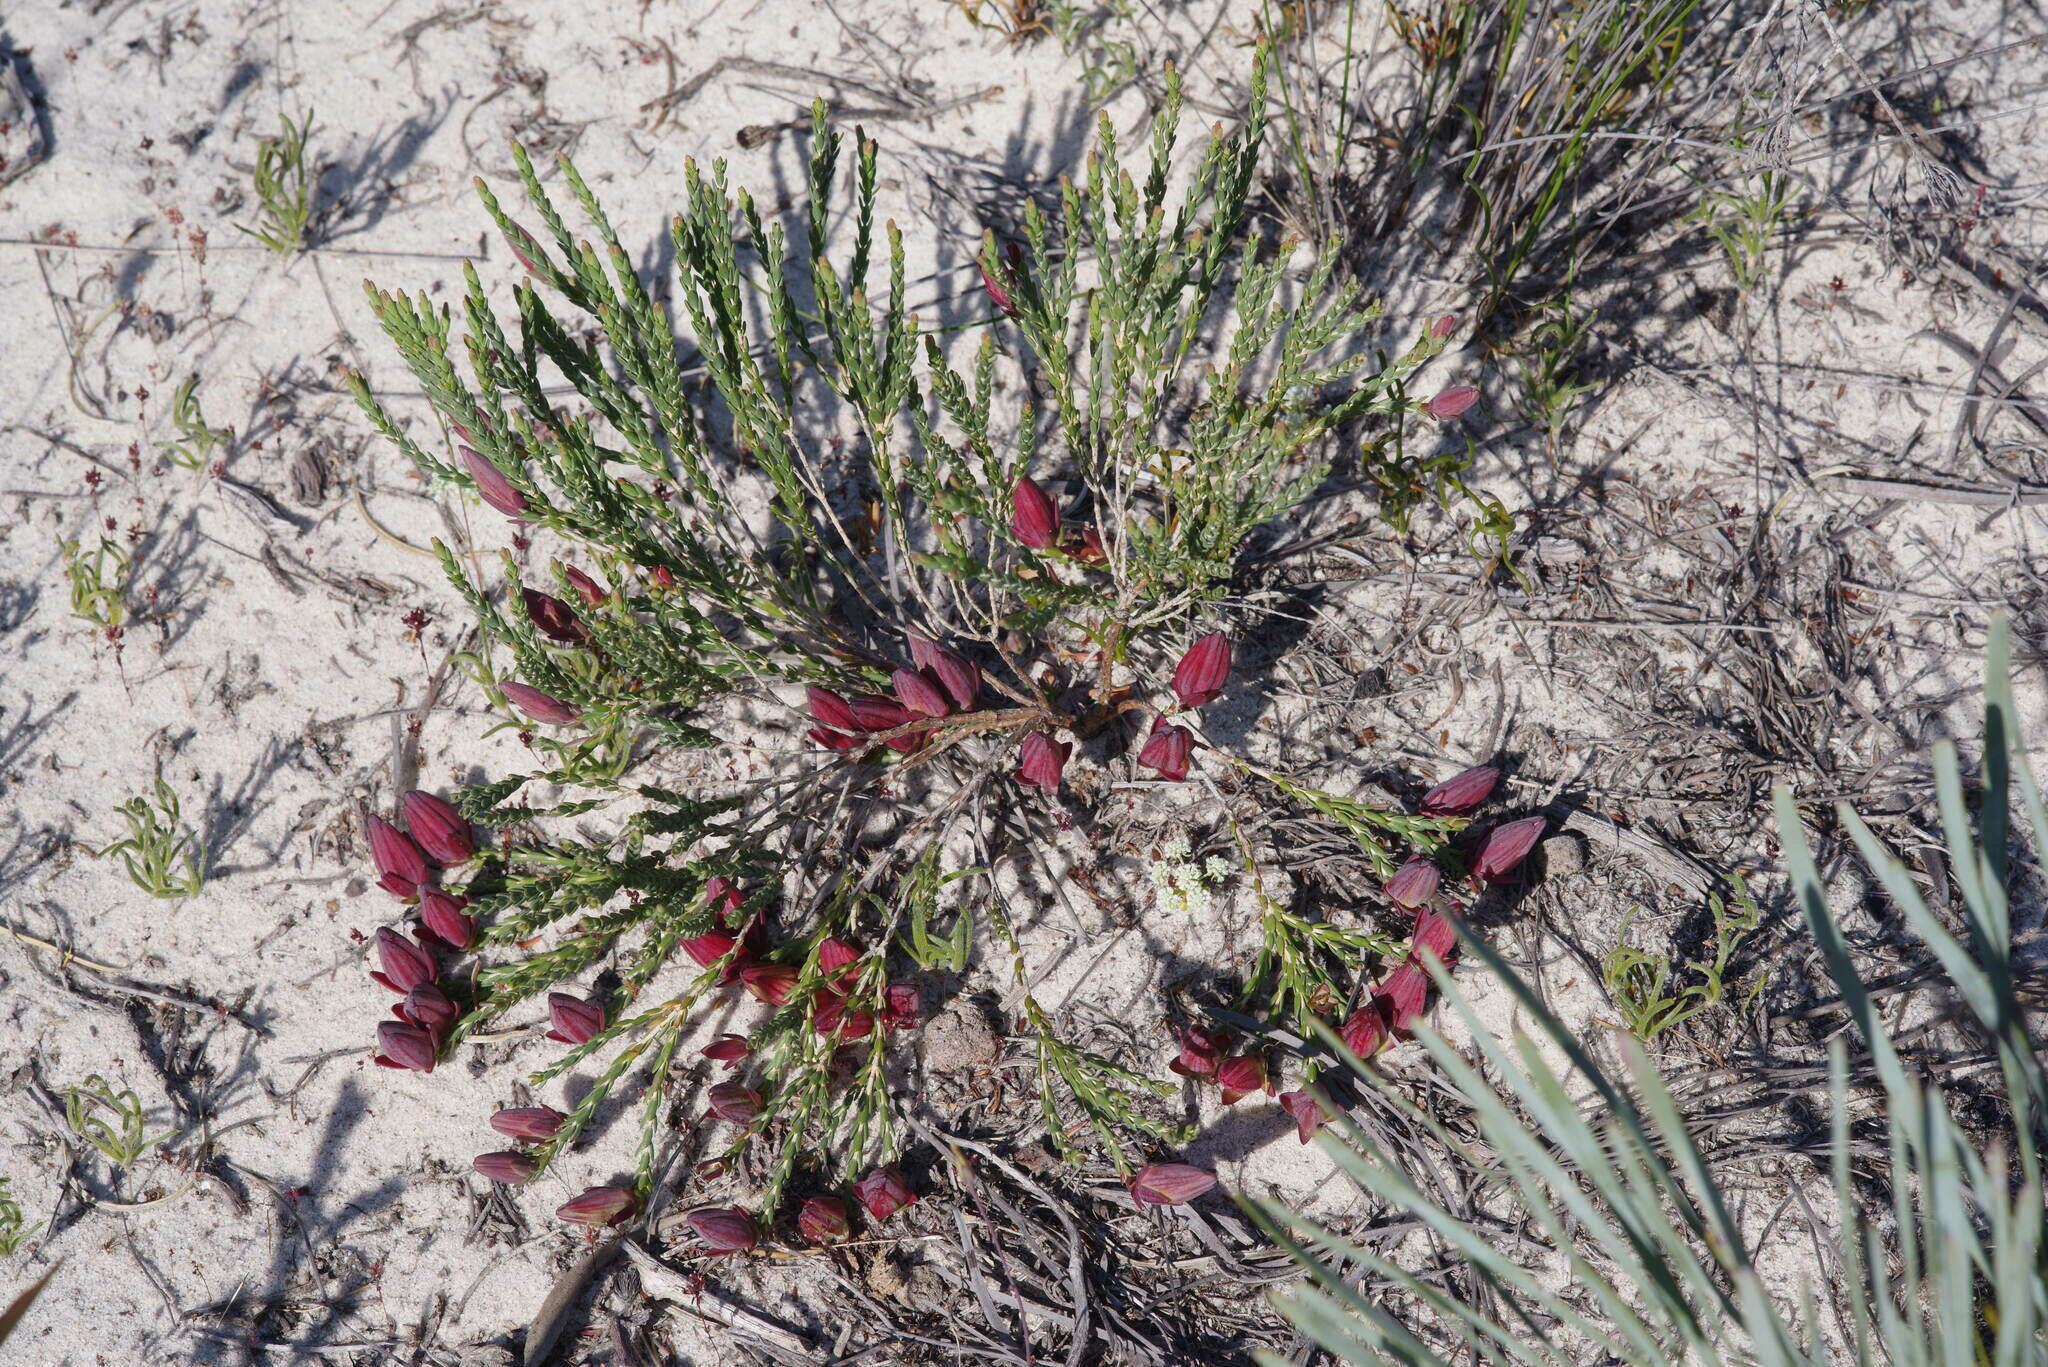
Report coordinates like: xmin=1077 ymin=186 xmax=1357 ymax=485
xmin=814 ymin=991 xmax=873 ymax=1040
xmin=1169 ymin=1025 xmax=1230 ymax=1079
xmin=1430 ymin=313 xmax=1457 ymax=339
xmin=473 ymin=1151 xmax=536 ymax=1184
xmin=1425 ymin=385 xmax=1480 ymax=421
xmin=372 ymin=1020 xmax=437 ymax=1072
xmin=561 ymin=564 xmax=605 ymax=606
xmin=1015 ymin=732 xmax=1071 ymax=792
xmin=1010 ymin=477 xmax=1059 ymax=550
xmin=806 ymin=686 xmax=859 ymax=732
xmin=809 ymin=727 xmax=866 ymax=751
xmin=922 ymin=644 xmax=981 ymax=711
xmin=1137 ymin=720 xmax=1192 ymax=782
xmin=1129 ymin=1162 xmax=1215 ymax=1207
xmin=701 ymin=1034 xmax=751 ymax=1068
xmin=1384 ymin=857 xmax=1440 ymax=911
xmin=682 ymin=930 xmax=741 ymax=980
xmin=367 ymin=815 xmax=429 ymax=898
xmin=847 ymin=693 xmax=914 ymax=732
xmin=705 ymin=876 xmax=744 ymax=920
xmin=1410 ymin=908 xmax=1457 ymax=965
xmin=1341 ymin=1007 xmax=1388 ymax=1059
xmin=818 ymin=937 xmax=862 ymax=979
xmin=545 ymin=992 xmax=605 ymax=1045
xmin=556 ymin=1186 xmax=637 ymax=1228
xmin=797 ymin=1195 xmax=850 ymax=1243
xmin=396 ymin=982 xmax=459 ymax=1036
xmin=491 ymin=1106 xmax=567 ymax=1142
xmin=687 ymin=1205 xmax=758 ymax=1253
xmin=1418 ymin=765 xmax=1498 ymax=816
xmin=395 ymin=791 xmax=471 ymax=864
xmin=981 ymin=239 xmax=1026 ymax=315
xmin=521 ymin=588 xmax=586 ymax=645
xmin=1279 ymin=1088 xmax=1327 ymax=1145
xmin=1373 ymin=962 xmax=1432 ymax=1033
xmin=892 ymin=667 xmax=952 ymax=719
xmin=853 ymin=1165 xmax=916 ymax=1220
xmin=1066 ymin=526 xmax=1107 ymax=566
xmin=741 ymin=962 xmax=800 ymax=1006
xmin=1470 ymin=815 xmax=1546 ymax=882
xmin=1171 ymin=632 xmax=1232 ymax=710
xmin=417 ymin=889 xmax=478 ymax=951
xmin=502 ymin=680 xmax=581 ymax=725
xmin=706 ymin=1082 xmax=764 ymax=1125
xmin=1215 ymin=1053 xmax=1271 ymax=1105
xmin=370 ymin=926 xmax=437 ymax=994
xmin=461 ymin=446 xmax=529 ymax=518
xmin=646 ymin=565 xmax=676 ymax=590
xmin=882 ymin=982 xmax=920 ymax=1032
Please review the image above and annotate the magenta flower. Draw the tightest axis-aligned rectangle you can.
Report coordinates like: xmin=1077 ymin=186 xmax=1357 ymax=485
xmin=395 ymin=982 xmax=459 ymax=1037
xmin=882 ymin=982 xmax=920 ymax=1032
xmin=813 ymin=991 xmax=874 ymax=1041
xmin=1470 ymin=815 xmax=1546 ymax=882
xmin=798 ymin=1195 xmax=851 ymax=1243
xmin=688 ymin=1205 xmax=759 ymax=1253
xmin=1430 ymin=313 xmax=1457 ymax=339
xmin=817 ymin=936 xmax=863 ymax=979
xmin=1015 ymin=732 xmax=1071 ymax=792
xmin=1418 ymin=765 xmax=1499 ymax=816
xmin=807 ymin=686 xmax=859 ymax=732
xmin=1425 ymin=385 xmax=1480 ymax=421
xmin=701 ymin=1034 xmax=751 ymax=1068
xmin=1129 ymin=1162 xmax=1216 ymax=1207
xmin=1169 ymin=1025 xmax=1230 ymax=1079
xmin=490 ymin=1106 xmax=567 ymax=1142
xmin=1374 ymin=962 xmax=1431 ymax=1033
xmin=705 ymin=877 xmax=745 ymax=921
xmin=1341 ymin=1007 xmax=1388 ymax=1059
xmin=682 ymin=929 xmax=742 ymax=982
xmin=372 ymin=1020 xmax=437 ymax=1073
xmin=1384 ymin=857 xmax=1440 ymax=911
xmin=472 ymin=1151 xmax=537 ymax=1184
xmin=707 ymin=1082 xmax=765 ymax=1125
xmin=1215 ymin=1053 xmax=1271 ymax=1105
xmin=545 ymin=992 xmax=605 ymax=1045
xmin=556 ymin=1186 xmax=638 ymax=1228
xmin=853 ymin=1166 xmax=917 ymax=1220
xmin=561 ymin=564 xmax=606 ymax=606
xmin=367 ymin=815 xmax=429 ymax=898
xmin=369 ymin=926 xmax=437 ymax=994
xmin=1410 ymin=908 xmax=1457 ymax=965
xmin=501 ymin=680 xmax=581 ymax=725
xmin=847 ymin=693 xmax=914 ymax=733
xmin=741 ymin=962 xmax=800 ymax=1006
xmin=417 ymin=889 xmax=477 ymax=951
xmin=1279 ymin=1089 xmax=1327 ymax=1145
xmin=1136 ymin=721 xmax=1192 ymax=782
xmin=1171 ymin=632 xmax=1232 ymax=710
xmin=460 ymin=446 xmax=529 ymax=518
xmin=892 ymin=667 xmax=952 ymax=719
xmin=1010 ymin=477 xmax=1059 ymax=550
xmin=913 ymin=640 xmax=982 ymax=711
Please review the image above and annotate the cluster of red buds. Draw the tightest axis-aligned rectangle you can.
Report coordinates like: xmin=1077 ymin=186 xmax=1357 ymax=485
xmin=1169 ymin=1024 xmax=1274 ymax=1106
xmin=678 ymin=1164 xmax=919 ymax=1256
xmin=805 ymin=630 xmax=982 ymax=756
xmin=364 ymin=791 xmax=481 ymax=1075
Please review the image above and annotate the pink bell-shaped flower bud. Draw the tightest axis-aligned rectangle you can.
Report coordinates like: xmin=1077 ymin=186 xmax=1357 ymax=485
xmin=881 ymin=982 xmax=920 ymax=1032
xmin=1410 ymin=908 xmax=1457 ymax=965
xmin=521 ymin=588 xmax=587 ymax=645
xmin=798 ymin=1195 xmax=851 ymax=1243
xmin=561 ymin=564 xmax=606 ymax=606
xmin=1014 ymin=732 xmax=1071 ymax=792
xmin=1470 ymin=815 xmax=1546 ymax=882
xmin=1279 ymin=1088 xmax=1328 ymax=1145
xmin=1010 ymin=477 xmax=1059 ymax=550
xmin=370 ymin=926 xmax=437 ymax=994
xmin=741 ymin=962 xmax=800 ymax=1006
xmin=892 ymin=667 xmax=952 ymax=719
xmin=472 ymin=1150 xmax=537 ymax=1184
xmin=809 ymin=727 xmax=865 ymax=751
xmin=705 ymin=877 xmax=744 ymax=922
xmin=706 ymin=1082 xmax=764 ymax=1125
xmin=368 ymin=815 xmax=429 ymax=898
xmin=1418 ymin=765 xmax=1499 ymax=816
xmin=1128 ymin=1162 xmax=1215 ymax=1207
xmin=847 ymin=693 xmax=914 ymax=733
xmin=980 ymin=239 xmax=1025 ymax=315
xmin=1215 ymin=1053 xmax=1272 ymax=1105
xmin=853 ymin=1165 xmax=917 ymax=1220
xmin=1171 ymin=632 xmax=1232 ymax=710
xmin=1373 ymin=962 xmax=1432 ymax=1034
xmin=1066 ymin=526 xmax=1107 ymax=566
xmin=806 ymin=686 xmax=859 ymax=732
xmin=1384 ymin=857 xmax=1440 ymax=911
xmin=1169 ymin=1025 xmax=1230 ymax=1079
xmin=461 ymin=446 xmax=529 ymax=518
xmin=501 ymin=680 xmax=581 ymax=725
xmin=1430 ymin=313 xmax=1458 ymax=339
xmin=814 ymin=993 xmax=874 ymax=1041
xmin=489 ymin=1106 xmax=567 ymax=1142
xmin=926 ymin=648 xmax=981 ymax=711
xmin=545 ymin=992 xmax=605 ymax=1045
xmin=417 ymin=889 xmax=478 ymax=951
xmin=372 ymin=1020 xmax=437 ymax=1073
xmin=682 ymin=929 xmax=742 ymax=983
xmin=817 ymin=937 xmax=863 ymax=979
xmin=1341 ymin=1006 xmax=1389 ymax=1059
xmin=1424 ymin=385 xmax=1480 ymax=421
xmin=395 ymin=982 xmax=459 ymax=1037
xmin=688 ymin=1205 xmax=759 ymax=1253
xmin=556 ymin=1186 xmax=638 ymax=1228
xmin=1136 ymin=720 xmax=1192 ymax=782
xmin=701 ymin=1034 xmax=751 ymax=1068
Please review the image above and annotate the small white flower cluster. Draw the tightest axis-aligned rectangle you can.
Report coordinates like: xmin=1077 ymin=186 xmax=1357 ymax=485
xmin=1146 ymin=835 xmax=1232 ymax=917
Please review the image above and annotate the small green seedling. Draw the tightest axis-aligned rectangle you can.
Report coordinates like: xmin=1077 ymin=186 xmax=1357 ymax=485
xmin=60 ymin=536 xmax=129 ymax=633
xmin=240 ymin=110 xmax=316 ymax=256
xmin=0 ymin=1180 xmax=40 ymax=1257
xmin=1603 ymin=874 xmax=1767 ymax=1040
xmin=91 ymin=779 xmax=207 ymax=899
xmin=63 ymin=1076 xmax=175 ymax=1170
xmin=157 ymin=376 xmax=233 ymax=471
xmin=1516 ymin=295 xmax=1599 ymax=452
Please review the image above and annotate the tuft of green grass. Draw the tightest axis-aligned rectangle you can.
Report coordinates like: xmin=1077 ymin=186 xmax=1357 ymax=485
xmin=60 ymin=536 xmax=128 ymax=634
xmin=88 ymin=780 xmax=207 ymax=900
xmin=1603 ymin=874 xmax=1767 ymax=1041
xmin=0 ymin=1181 xmax=40 ymax=1258
xmin=64 ymin=1076 xmax=175 ymax=1170
xmin=156 ymin=375 xmax=233 ymax=472
xmin=239 ymin=110 xmax=315 ymax=256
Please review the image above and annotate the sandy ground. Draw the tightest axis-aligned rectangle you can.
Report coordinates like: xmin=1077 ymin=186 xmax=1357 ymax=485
xmin=4 ymin=0 xmax=2048 ymax=1363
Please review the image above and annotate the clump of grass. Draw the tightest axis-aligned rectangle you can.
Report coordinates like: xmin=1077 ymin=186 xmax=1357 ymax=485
xmin=239 ymin=110 xmax=315 ymax=256
xmin=155 ymin=375 xmax=233 ymax=472
xmin=87 ymin=779 xmax=206 ymax=900
xmin=0 ymin=1180 xmax=40 ymax=1257
xmin=64 ymin=1076 xmax=174 ymax=1170
xmin=60 ymin=536 xmax=128 ymax=635
xmin=1603 ymin=874 xmax=1766 ymax=1040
